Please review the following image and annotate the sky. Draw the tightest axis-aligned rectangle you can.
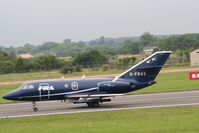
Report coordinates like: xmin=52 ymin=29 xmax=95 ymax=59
xmin=0 ymin=0 xmax=199 ymax=47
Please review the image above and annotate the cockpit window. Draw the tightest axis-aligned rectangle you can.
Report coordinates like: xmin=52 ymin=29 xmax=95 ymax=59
xmin=27 ymin=85 xmax=34 ymax=89
xmin=21 ymin=84 xmax=35 ymax=90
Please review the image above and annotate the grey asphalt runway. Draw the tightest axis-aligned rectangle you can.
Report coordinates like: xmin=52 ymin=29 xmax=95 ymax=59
xmin=1 ymin=90 xmax=199 ymax=119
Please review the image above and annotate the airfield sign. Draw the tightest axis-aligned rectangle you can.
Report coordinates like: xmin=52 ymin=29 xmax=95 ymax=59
xmin=189 ymin=72 xmax=199 ymax=80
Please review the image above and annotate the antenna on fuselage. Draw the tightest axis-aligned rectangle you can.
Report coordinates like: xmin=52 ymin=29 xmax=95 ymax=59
xmin=81 ymin=75 xmax=85 ymax=79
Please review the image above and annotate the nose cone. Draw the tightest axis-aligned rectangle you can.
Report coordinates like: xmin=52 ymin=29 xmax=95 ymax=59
xmin=3 ymin=93 xmax=10 ymax=100
xmin=3 ymin=92 xmax=19 ymax=100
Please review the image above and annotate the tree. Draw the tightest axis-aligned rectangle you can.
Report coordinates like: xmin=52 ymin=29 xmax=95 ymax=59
xmin=0 ymin=61 xmax=15 ymax=74
xmin=60 ymin=66 xmax=74 ymax=74
xmin=15 ymin=57 xmax=25 ymax=72
xmin=140 ymin=32 xmax=156 ymax=47
xmin=123 ymin=40 xmax=139 ymax=54
xmin=74 ymin=50 xmax=108 ymax=67
xmin=35 ymin=55 xmax=58 ymax=70
xmin=60 ymin=61 xmax=74 ymax=74
xmin=74 ymin=65 xmax=81 ymax=72
xmin=0 ymin=51 xmax=8 ymax=61
xmin=119 ymin=57 xmax=136 ymax=66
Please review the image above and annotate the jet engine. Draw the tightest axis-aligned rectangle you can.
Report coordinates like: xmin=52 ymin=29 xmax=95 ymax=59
xmin=97 ymin=81 xmax=131 ymax=93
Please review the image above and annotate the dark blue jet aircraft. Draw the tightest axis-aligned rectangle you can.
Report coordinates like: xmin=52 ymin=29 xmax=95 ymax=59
xmin=3 ymin=51 xmax=171 ymax=111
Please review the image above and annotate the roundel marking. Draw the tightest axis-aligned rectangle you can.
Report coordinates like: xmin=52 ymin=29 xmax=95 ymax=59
xmin=71 ymin=82 xmax=78 ymax=90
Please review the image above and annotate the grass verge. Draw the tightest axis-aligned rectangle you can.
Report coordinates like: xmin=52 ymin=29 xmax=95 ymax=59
xmin=0 ymin=69 xmax=123 ymax=82
xmin=0 ymin=85 xmax=19 ymax=103
xmin=136 ymin=71 xmax=199 ymax=93
xmin=1 ymin=106 xmax=199 ymax=133
xmin=0 ymin=66 xmax=197 ymax=82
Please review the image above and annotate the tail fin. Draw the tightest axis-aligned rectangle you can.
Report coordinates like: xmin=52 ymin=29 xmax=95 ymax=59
xmin=113 ymin=51 xmax=172 ymax=82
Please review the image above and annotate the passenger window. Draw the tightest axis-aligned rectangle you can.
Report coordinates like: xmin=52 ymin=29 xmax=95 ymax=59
xmin=64 ymin=83 xmax=69 ymax=88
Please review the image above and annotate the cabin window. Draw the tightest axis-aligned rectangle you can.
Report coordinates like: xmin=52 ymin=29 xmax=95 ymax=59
xmin=27 ymin=85 xmax=34 ymax=89
xmin=64 ymin=83 xmax=69 ymax=88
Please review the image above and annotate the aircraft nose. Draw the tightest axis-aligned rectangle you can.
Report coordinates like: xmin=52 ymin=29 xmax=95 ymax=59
xmin=3 ymin=93 xmax=10 ymax=100
xmin=3 ymin=92 xmax=18 ymax=100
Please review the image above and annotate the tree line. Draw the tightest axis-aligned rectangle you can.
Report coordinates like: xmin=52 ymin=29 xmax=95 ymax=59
xmin=0 ymin=50 xmax=110 ymax=74
xmin=0 ymin=52 xmax=64 ymax=74
xmin=0 ymin=32 xmax=199 ymax=74
xmin=2 ymin=32 xmax=198 ymax=58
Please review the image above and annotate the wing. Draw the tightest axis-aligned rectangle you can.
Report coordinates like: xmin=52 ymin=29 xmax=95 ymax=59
xmin=65 ymin=93 xmax=126 ymax=104
xmin=64 ymin=87 xmax=127 ymax=104
xmin=66 ymin=93 xmax=125 ymax=99
xmin=64 ymin=86 xmax=126 ymax=99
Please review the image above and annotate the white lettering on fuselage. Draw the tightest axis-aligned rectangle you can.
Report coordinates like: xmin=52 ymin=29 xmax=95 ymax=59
xmin=38 ymin=85 xmax=54 ymax=91
xmin=129 ymin=72 xmax=146 ymax=77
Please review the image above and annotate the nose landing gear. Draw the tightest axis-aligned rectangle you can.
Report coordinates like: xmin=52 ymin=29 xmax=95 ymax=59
xmin=32 ymin=101 xmax=38 ymax=112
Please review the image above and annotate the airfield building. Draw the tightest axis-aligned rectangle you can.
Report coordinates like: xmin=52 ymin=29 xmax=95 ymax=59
xmin=143 ymin=47 xmax=158 ymax=55
xmin=190 ymin=49 xmax=199 ymax=66
xmin=17 ymin=53 xmax=33 ymax=59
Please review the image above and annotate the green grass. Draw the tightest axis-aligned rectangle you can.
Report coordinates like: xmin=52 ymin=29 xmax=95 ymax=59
xmin=0 ymin=85 xmax=19 ymax=103
xmin=1 ymin=106 xmax=199 ymax=133
xmin=0 ymin=66 xmax=196 ymax=82
xmin=0 ymin=69 xmax=123 ymax=82
xmin=0 ymin=70 xmax=63 ymax=82
xmin=0 ymin=71 xmax=199 ymax=104
xmin=136 ymin=71 xmax=199 ymax=93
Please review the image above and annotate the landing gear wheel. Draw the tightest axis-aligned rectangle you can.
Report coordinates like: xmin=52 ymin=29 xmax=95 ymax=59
xmin=87 ymin=102 xmax=100 ymax=108
xmin=32 ymin=101 xmax=38 ymax=112
xmin=33 ymin=107 xmax=38 ymax=112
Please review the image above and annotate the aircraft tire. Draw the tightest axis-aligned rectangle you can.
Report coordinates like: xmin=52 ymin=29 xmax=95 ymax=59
xmin=33 ymin=107 xmax=38 ymax=112
xmin=87 ymin=102 xmax=100 ymax=108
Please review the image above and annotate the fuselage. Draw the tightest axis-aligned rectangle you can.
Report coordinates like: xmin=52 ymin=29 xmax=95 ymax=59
xmin=3 ymin=78 xmax=151 ymax=101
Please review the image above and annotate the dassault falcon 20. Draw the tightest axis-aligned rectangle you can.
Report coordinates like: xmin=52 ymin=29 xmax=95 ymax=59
xmin=3 ymin=51 xmax=171 ymax=112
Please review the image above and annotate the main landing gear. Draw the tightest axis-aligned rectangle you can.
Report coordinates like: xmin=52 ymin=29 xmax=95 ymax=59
xmin=32 ymin=101 xmax=38 ymax=112
xmin=86 ymin=99 xmax=111 ymax=108
xmin=87 ymin=102 xmax=100 ymax=108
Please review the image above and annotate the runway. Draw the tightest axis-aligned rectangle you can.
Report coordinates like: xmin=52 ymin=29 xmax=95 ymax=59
xmin=1 ymin=90 xmax=199 ymax=119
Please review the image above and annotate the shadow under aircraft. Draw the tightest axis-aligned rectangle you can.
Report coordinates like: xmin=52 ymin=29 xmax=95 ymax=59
xmin=3 ymin=51 xmax=171 ymax=112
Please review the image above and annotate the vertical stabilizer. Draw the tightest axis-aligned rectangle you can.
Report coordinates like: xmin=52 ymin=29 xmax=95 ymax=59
xmin=113 ymin=51 xmax=172 ymax=82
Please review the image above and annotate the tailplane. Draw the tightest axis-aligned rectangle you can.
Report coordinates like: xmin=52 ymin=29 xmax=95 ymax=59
xmin=113 ymin=51 xmax=172 ymax=83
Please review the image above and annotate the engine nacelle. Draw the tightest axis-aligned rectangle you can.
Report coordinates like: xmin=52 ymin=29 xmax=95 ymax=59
xmin=97 ymin=81 xmax=131 ymax=93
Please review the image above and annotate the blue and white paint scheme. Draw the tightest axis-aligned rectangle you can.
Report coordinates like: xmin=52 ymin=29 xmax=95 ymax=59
xmin=3 ymin=51 xmax=172 ymax=111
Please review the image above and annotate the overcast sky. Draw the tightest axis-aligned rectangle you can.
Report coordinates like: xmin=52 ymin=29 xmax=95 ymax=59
xmin=0 ymin=0 xmax=199 ymax=47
